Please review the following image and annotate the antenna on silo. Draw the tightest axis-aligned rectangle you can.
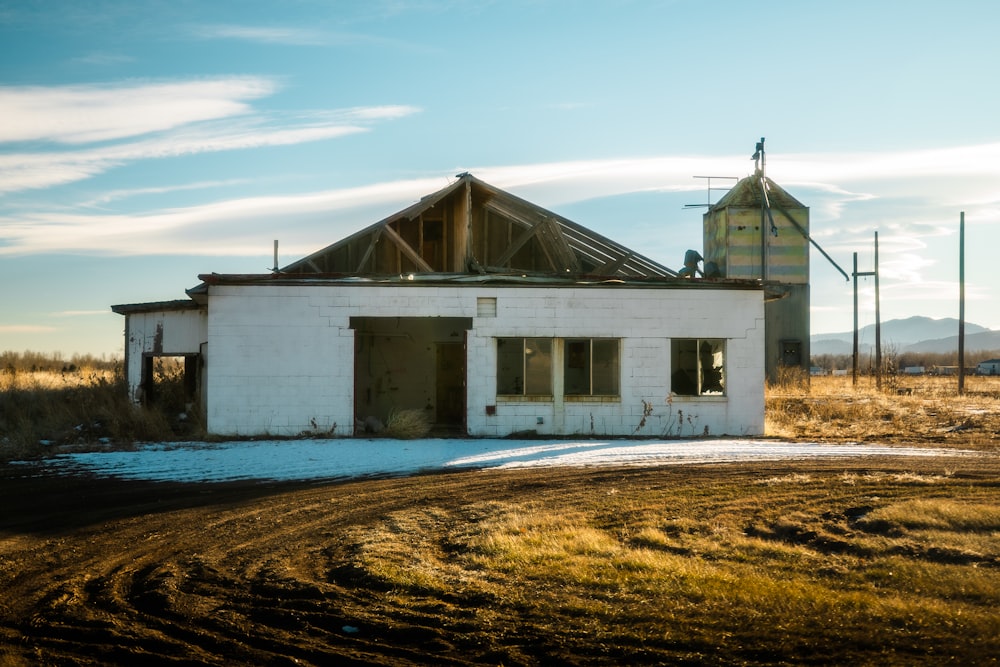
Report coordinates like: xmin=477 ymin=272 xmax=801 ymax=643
xmin=684 ymin=175 xmax=738 ymax=209
xmin=272 ymin=239 xmax=279 ymax=272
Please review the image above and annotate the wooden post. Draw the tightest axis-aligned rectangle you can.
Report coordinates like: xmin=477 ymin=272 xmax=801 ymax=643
xmin=959 ymin=212 xmax=966 ymax=394
xmin=874 ymin=231 xmax=882 ymax=391
xmin=853 ymin=252 xmax=859 ymax=386
xmin=852 ymin=251 xmax=877 ymax=388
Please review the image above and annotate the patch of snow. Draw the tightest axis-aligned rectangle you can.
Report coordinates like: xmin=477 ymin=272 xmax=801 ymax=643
xmin=20 ymin=438 xmax=975 ymax=484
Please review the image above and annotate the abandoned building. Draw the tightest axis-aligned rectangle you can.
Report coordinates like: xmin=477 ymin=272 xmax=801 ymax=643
xmin=112 ymin=173 xmax=771 ymax=438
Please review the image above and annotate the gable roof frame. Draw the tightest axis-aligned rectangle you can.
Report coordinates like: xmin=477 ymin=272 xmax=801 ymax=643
xmin=273 ymin=173 xmax=677 ymax=279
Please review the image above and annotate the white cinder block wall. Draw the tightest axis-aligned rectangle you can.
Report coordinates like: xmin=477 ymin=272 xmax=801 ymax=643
xmin=203 ymin=284 xmax=764 ymax=438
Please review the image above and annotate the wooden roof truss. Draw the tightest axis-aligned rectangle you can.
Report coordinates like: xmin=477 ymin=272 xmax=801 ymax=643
xmin=281 ymin=174 xmax=676 ymax=279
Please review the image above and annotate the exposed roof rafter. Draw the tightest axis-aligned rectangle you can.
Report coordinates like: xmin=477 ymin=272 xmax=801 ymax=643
xmin=274 ymin=173 xmax=676 ymax=279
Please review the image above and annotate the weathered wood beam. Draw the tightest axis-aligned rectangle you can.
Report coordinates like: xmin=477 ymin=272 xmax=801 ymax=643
xmin=483 ymin=200 xmax=534 ymax=229
xmin=490 ymin=218 xmax=545 ymax=268
xmin=594 ymin=252 xmax=631 ymax=276
xmin=540 ymin=218 xmax=581 ymax=272
xmin=355 ymin=228 xmax=383 ymax=273
xmin=382 ymin=223 xmax=434 ymax=272
xmin=485 ymin=201 xmax=580 ymax=272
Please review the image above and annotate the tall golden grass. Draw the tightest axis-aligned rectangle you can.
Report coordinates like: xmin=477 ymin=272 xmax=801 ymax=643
xmin=0 ymin=355 xmax=198 ymax=460
xmin=340 ymin=463 xmax=1000 ymax=663
xmin=767 ymin=373 xmax=1000 ymax=449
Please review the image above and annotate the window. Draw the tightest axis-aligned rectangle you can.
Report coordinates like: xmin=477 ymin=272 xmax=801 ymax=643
xmin=477 ymin=297 xmax=497 ymax=317
xmin=671 ymin=339 xmax=725 ymax=396
xmin=564 ymin=339 xmax=620 ymax=396
xmin=780 ymin=339 xmax=802 ymax=367
xmin=497 ymin=338 xmax=552 ymax=396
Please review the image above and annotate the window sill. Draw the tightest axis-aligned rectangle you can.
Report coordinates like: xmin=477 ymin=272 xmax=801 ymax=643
xmin=670 ymin=394 xmax=728 ymax=401
xmin=565 ymin=395 xmax=621 ymax=403
xmin=496 ymin=395 xmax=553 ymax=403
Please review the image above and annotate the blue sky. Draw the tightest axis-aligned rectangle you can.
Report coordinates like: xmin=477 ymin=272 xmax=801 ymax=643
xmin=2 ymin=0 xmax=999 ymax=358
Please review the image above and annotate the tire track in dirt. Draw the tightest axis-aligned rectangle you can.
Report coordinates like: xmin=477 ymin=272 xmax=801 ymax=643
xmin=0 ymin=467 xmax=567 ymax=665
xmin=2 ymin=458 xmax=994 ymax=665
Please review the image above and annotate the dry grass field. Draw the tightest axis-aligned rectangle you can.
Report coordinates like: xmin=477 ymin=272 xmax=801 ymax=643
xmin=767 ymin=374 xmax=1000 ymax=450
xmin=0 ymin=371 xmax=998 ymax=665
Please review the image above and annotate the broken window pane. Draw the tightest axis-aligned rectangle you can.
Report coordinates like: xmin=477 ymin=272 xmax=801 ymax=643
xmin=671 ymin=339 xmax=725 ymax=396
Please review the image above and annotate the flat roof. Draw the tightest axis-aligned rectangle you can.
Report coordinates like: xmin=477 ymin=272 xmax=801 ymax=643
xmin=192 ymin=272 xmax=766 ymax=291
xmin=110 ymin=299 xmax=203 ymax=315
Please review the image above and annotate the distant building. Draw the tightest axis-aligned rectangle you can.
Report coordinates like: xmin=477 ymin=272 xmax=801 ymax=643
xmin=977 ymin=359 xmax=1000 ymax=376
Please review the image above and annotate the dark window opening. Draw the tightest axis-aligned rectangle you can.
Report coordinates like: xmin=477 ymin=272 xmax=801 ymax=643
xmin=671 ymin=339 xmax=726 ymax=396
xmin=497 ymin=338 xmax=553 ymax=396
xmin=564 ymin=338 xmax=620 ymax=396
xmin=781 ymin=339 xmax=803 ymax=367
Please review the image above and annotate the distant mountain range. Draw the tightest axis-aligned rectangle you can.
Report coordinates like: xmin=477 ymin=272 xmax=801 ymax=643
xmin=812 ymin=316 xmax=1000 ymax=356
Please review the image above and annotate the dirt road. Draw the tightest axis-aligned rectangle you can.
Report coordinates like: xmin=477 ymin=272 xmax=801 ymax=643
xmin=1 ymin=455 xmax=996 ymax=665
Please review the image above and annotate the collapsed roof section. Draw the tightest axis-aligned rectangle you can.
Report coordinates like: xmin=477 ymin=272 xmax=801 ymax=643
xmin=280 ymin=173 xmax=677 ymax=279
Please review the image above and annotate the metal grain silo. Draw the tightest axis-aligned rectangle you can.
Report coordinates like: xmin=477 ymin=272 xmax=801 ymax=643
xmin=703 ymin=158 xmax=810 ymax=382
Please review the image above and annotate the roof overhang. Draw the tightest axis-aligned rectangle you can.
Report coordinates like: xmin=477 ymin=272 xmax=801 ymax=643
xmin=195 ymin=271 xmax=764 ymax=291
xmin=111 ymin=299 xmax=203 ymax=316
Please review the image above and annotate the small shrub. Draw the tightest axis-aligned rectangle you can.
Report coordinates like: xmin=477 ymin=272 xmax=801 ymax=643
xmin=383 ymin=409 xmax=431 ymax=439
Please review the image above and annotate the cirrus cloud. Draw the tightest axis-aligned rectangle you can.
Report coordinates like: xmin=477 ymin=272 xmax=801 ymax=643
xmin=0 ymin=78 xmax=276 ymax=144
xmin=0 ymin=74 xmax=421 ymax=195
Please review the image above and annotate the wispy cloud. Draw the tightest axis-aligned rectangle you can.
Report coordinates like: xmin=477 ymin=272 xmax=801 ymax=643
xmin=70 ymin=52 xmax=136 ymax=66
xmin=1 ymin=143 xmax=996 ymax=273
xmin=0 ymin=122 xmax=367 ymax=194
xmin=187 ymin=23 xmax=429 ymax=51
xmin=0 ymin=78 xmax=275 ymax=144
xmin=0 ymin=325 xmax=57 ymax=333
xmin=51 ymin=310 xmax=116 ymax=317
xmin=2 ymin=140 xmax=997 ymax=334
xmin=0 ymin=75 xmax=421 ymax=194
xmin=190 ymin=24 xmax=329 ymax=45
xmin=0 ymin=177 xmax=447 ymax=257
xmin=80 ymin=179 xmax=254 ymax=207
xmin=774 ymin=143 xmax=1000 ymax=191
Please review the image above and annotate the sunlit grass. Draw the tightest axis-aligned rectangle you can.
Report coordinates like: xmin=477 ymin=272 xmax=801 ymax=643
xmin=865 ymin=499 xmax=1000 ymax=532
xmin=0 ymin=358 xmax=198 ymax=459
xmin=339 ymin=469 xmax=1000 ymax=662
xmin=767 ymin=374 xmax=1000 ymax=449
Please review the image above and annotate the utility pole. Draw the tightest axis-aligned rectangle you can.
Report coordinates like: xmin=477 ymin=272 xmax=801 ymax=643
xmin=959 ymin=212 xmax=966 ymax=394
xmin=853 ymin=246 xmax=877 ymax=387
xmin=874 ymin=232 xmax=882 ymax=390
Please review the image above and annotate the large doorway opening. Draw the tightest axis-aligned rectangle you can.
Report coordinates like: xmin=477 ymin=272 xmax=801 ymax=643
xmin=351 ymin=317 xmax=471 ymax=434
